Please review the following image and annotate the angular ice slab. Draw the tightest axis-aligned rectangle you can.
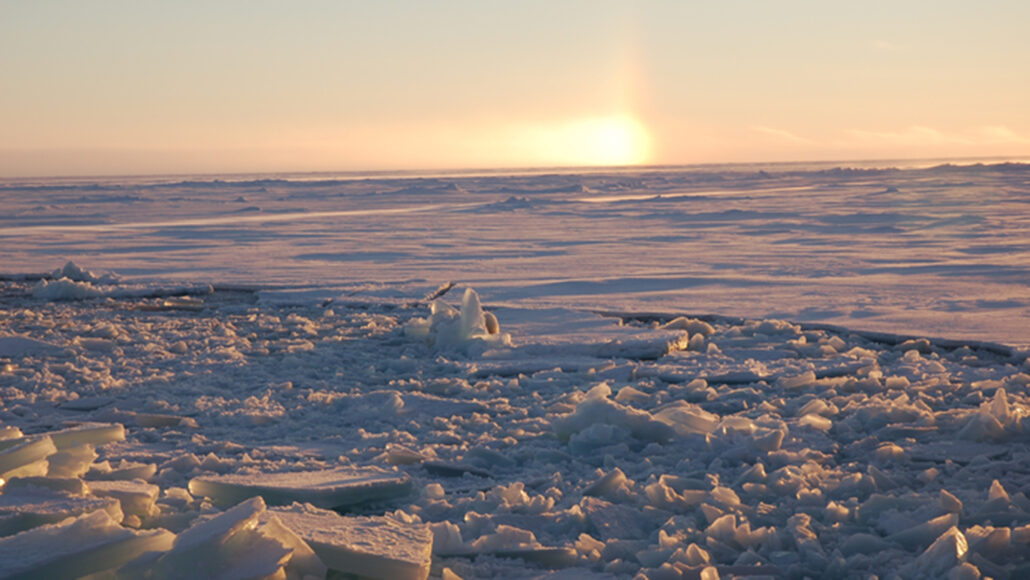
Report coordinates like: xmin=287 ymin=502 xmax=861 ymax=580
xmin=0 ymin=509 xmax=172 ymax=580
xmin=188 ymin=466 xmax=413 ymax=508
xmin=902 ymin=526 xmax=969 ymax=578
xmin=0 ymin=488 xmax=123 ymax=537
xmin=87 ymin=479 xmax=161 ymax=518
xmin=434 ymin=524 xmax=577 ymax=568
xmin=45 ymin=422 xmax=126 ymax=450
xmin=148 ymin=496 xmax=295 ymax=580
xmin=45 ymin=443 xmax=97 ymax=478
xmin=87 ymin=459 xmax=158 ymax=481
xmin=0 ymin=436 xmax=56 ymax=478
xmin=269 ymin=502 xmax=433 ymax=580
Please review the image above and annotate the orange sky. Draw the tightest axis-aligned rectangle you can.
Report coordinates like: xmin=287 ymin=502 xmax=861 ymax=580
xmin=2 ymin=1 xmax=1028 ymax=177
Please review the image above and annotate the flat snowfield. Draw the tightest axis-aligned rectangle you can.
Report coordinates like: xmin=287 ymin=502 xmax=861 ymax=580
xmin=0 ymin=162 xmax=1028 ymax=578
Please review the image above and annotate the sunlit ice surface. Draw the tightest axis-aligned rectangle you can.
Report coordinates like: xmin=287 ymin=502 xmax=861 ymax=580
xmin=0 ymin=160 xmax=1028 ymax=348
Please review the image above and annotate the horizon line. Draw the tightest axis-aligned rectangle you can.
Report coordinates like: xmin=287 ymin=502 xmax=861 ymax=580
xmin=2 ymin=154 xmax=1028 ymax=185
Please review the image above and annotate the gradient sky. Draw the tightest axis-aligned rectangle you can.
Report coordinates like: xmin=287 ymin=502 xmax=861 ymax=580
xmin=2 ymin=0 xmax=1028 ymax=177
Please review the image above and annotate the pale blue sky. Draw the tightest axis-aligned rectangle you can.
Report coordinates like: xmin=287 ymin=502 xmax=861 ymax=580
xmin=2 ymin=1 xmax=1028 ymax=176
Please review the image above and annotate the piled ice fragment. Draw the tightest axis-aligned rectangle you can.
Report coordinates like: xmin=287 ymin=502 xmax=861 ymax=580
xmin=0 ymin=420 xmax=432 ymax=579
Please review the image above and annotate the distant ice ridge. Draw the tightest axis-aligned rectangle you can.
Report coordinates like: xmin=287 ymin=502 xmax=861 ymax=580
xmin=29 ymin=261 xmax=212 ymax=302
xmin=405 ymin=287 xmax=511 ymax=353
xmin=49 ymin=261 xmax=118 ymax=284
xmin=30 ymin=261 xmax=112 ymax=300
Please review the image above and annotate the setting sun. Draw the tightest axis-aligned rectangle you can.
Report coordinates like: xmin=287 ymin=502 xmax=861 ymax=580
xmin=549 ymin=116 xmax=652 ymax=166
xmin=518 ymin=115 xmax=653 ymax=168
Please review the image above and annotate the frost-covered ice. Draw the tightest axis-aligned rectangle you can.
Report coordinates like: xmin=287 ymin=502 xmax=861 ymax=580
xmin=1 ymin=162 xmax=1029 ymax=578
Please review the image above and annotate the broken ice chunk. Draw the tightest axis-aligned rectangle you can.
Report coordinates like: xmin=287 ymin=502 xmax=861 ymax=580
xmin=0 ymin=436 xmax=56 ymax=479
xmin=751 ymin=428 xmax=785 ymax=452
xmin=0 ymin=509 xmax=172 ymax=580
xmin=385 ymin=443 xmax=425 ymax=466
xmin=940 ymin=489 xmax=964 ymax=514
xmin=957 ymin=388 xmax=1027 ymax=441
xmin=46 ymin=444 xmax=97 ymax=478
xmin=0 ymin=487 xmax=123 ymax=537
xmin=553 ymin=383 xmax=675 ymax=444
xmin=902 ymin=527 xmax=968 ymax=578
xmin=87 ymin=459 xmax=158 ymax=481
xmin=87 ymin=479 xmax=161 ymax=519
xmin=662 ymin=317 xmax=715 ymax=336
xmin=644 ymin=475 xmax=708 ymax=511
xmin=778 ymin=370 xmax=817 ymax=390
xmin=840 ymin=533 xmax=891 ymax=556
xmin=888 ymin=513 xmax=959 ymax=551
xmin=988 ymin=479 xmax=1010 ymax=503
xmin=269 ymin=502 xmax=432 ymax=580
xmin=259 ymin=513 xmax=328 ymax=580
xmin=44 ymin=422 xmax=126 ymax=450
xmin=653 ymin=401 xmax=720 ymax=436
xmin=97 ymin=408 xmax=199 ymax=429
xmin=441 ymin=524 xmax=577 ymax=567
xmin=580 ymin=497 xmax=652 ymax=540
xmin=2 ymin=476 xmax=88 ymax=497
xmin=188 ymin=466 xmax=413 ymax=509
xmin=798 ymin=414 xmax=832 ymax=432
xmin=149 ymin=496 xmax=294 ymax=580
xmin=583 ymin=467 xmax=632 ymax=499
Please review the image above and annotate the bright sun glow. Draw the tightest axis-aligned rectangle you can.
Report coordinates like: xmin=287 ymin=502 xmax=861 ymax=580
xmin=529 ymin=115 xmax=653 ymax=167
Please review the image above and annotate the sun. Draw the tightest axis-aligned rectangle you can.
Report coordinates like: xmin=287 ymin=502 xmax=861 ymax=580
xmin=528 ymin=115 xmax=653 ymax=167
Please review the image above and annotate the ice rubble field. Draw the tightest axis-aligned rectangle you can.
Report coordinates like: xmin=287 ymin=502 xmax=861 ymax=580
xmin=0 ymin=163 xmax=1028 ymax=579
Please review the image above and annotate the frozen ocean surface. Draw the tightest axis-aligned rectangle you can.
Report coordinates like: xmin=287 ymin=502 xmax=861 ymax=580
xmin=2 ymin=161 xmax=1028 ymax=346
xmin=0 ymin=161 xmax=1029 ymax=579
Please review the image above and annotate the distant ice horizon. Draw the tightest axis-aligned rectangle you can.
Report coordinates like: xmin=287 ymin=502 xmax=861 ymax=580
xmin=3 ymin=154 xmax=1029 ymax=187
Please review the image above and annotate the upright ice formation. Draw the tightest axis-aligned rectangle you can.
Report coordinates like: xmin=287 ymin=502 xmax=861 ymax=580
xmin=405 ymin=288 xmax=510 ymax=351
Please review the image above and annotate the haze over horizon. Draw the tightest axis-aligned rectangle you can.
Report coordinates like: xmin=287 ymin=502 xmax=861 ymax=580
xmin=2 ymin=1 xmax=1028 ymax=177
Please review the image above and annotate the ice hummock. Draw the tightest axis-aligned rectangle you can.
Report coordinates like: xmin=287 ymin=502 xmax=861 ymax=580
xmin=188 ymin=466 xmax=414 ymax=509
